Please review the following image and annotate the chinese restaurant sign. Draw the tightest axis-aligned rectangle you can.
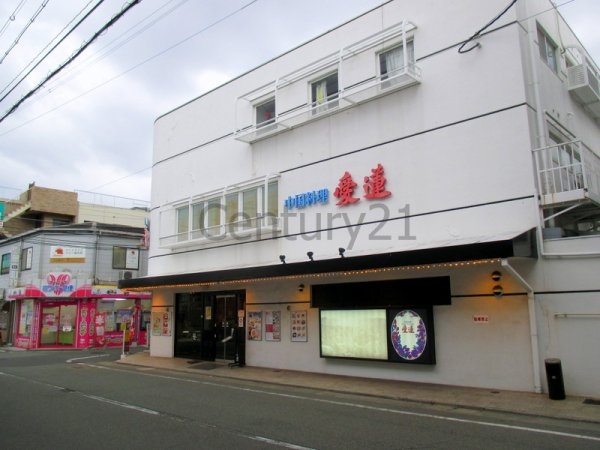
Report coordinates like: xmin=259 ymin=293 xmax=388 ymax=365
xmin=334 ymin=163 xmax=391 ymax=206
xmin=284 ymin=189 xmax=329 ymax=209
xmin=283 ymin=163 xmax=392 ymax=210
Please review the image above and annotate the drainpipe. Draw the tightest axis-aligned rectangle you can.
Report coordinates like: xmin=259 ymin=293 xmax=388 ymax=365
xmin=501 ymin=259 xmax=542 ymax=393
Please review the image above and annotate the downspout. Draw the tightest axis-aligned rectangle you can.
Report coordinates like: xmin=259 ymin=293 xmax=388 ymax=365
xmin=93 ymin=226 xmax=100 ymax=285
xmin=501 ymin=259 xmax=542 ymax=393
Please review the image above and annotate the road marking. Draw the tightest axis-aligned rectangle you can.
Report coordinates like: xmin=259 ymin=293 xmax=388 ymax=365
xmin=80 ymin=363 xmax=600 ymax=444
xmin=66 ymin=354 xmax=109 ymax=363
xmin=0 ymin=370 xmax=161 ymax=416
xmin=249 ymin=435 xmax=316 ymax=449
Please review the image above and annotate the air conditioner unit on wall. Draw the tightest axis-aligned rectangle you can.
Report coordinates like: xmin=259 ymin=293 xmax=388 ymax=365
xmin=567 ymin=62 xmax=600 ymax=118
xmin=120 ymin=270 xmax=133 ymax=280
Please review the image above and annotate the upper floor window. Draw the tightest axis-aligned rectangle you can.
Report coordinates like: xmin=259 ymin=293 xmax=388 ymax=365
xmin=21 ymin=247 xmax=33 ymax=271
xmin=379 ymin=41 xmax=415 ymax=86
xmin=1 ymin=253 xmax=10 ymax=275
xmin=255 ymin=98 xmax=275 ymax=127
xmin=311 ymin=72 xmax=339 ymax=114
xmin=537 ymin=25 xmax=558 ymax=73
xmin=172 ymin=180 xmax=279 ymax=245
xmin=112 ymin=247 xmax=140 ymax=270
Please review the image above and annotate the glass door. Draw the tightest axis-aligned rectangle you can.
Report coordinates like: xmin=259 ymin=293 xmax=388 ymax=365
xmin=215 ymin=294 xmax=243 ymax=361
xmin=174 ymin=293 xmax=205 ymax=359
xmin=40 ymin=303 xmax=76 ymax=346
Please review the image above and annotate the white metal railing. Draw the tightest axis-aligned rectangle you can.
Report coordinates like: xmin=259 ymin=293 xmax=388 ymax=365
xmin=234 ymin=20 xmax=420 ymax=143
xmin=533 ymin=140 xmax=600 ymax=205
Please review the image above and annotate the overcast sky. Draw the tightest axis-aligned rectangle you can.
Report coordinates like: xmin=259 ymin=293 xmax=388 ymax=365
xmin=0 ymin=0 xmax=598 ymax=205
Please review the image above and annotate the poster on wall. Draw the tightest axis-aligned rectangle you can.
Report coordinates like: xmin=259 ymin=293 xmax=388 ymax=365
xmin=264 ymin=311 xmax=281 ymax=341
xmin=247 ymin=311 xmax=262 ymax=340
xmin=151 ymin=311 xmax=172 ymax=336
xmin=290 ymin=310 xmax=307 ymax=342
xmin=387 ymin=307 xmax=435 ymax=364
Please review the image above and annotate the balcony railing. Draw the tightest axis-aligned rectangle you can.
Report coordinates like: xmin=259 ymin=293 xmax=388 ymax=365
xmin=234 ymin=20 xmax=420 ymax=143
xmin=159 ymin=215 xmax=280 ymax=249
xmin=533 ymin=140 xmax=600 ymax=206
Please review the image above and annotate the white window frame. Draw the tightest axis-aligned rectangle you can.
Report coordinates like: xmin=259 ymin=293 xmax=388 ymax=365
xmin=537 ymin=24 xmax=558 ymax=73
xmin=378 ymin=40 xmax=415 ymax=86
xmin=310 ymin=71 xmax=339 ymax=114
xmin=164 ymin=177 xmax=279 ymax=248
xmin=255 ymin=97 xmax=276 ymax=128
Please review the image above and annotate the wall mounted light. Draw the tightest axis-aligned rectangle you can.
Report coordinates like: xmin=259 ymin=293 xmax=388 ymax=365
xmin=279 ymin=255 xmax=286 ymax=264
xmin=298 ymin=284 xmax=305 ymax=292
xmin=492 ymin=285 xmax=503 ymax=297
xmin=491 ymin=271 xmax=502 ymax=282
xmin=338 ymin=247 xmax=345 ymax=258
xmin=307 ymin=251 xmax=314 ymax=262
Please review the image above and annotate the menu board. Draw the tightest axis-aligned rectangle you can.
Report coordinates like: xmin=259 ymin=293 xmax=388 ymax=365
xmin=320 ymin=309 xmax=387 ymax=359
xmin=290 ymin=310 xmax=307 ymax=342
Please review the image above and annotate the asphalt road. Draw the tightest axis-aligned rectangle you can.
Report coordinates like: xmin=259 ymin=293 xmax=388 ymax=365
xmin=1 ymin=348 xmax=599 ymax=449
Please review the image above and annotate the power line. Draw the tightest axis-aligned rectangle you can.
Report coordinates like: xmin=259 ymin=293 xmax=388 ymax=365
xmin=0 ymin=0 xmax=142 ymax=124
xmin=0 ymin=0 xmax=105 ymax=106
xmin=0 ymin=0 xmax=51 ymax=64
xmin=39 ymin=0 xmax=190 ymax=102
xmin=0 ymin=0 xmax=28 ymax=41
xmin=0 ymin=0 xmax=259 ymax=195
xmin=0 ymin=0 xmax=99 ymax=99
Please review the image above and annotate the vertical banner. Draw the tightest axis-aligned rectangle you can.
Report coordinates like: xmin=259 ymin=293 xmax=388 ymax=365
xmin=95 ymin=312 xmax=106 ymax=347
xmin=77 ymin=301 xmax=91 ymax=348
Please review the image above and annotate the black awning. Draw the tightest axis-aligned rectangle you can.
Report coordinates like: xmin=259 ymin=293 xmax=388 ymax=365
xmin=119 ymin=229 xmax=535 ymax=290
xmin=311 ymin=276 xmax=451 ymax=307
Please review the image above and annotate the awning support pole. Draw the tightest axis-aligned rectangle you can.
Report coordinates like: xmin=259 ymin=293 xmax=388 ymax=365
xmin=501 ymin=259 xmax=542 ymax=393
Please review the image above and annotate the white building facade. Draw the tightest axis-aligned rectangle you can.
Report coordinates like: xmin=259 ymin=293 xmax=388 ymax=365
xmin=121 ymin=0 xmax=600 ymax=397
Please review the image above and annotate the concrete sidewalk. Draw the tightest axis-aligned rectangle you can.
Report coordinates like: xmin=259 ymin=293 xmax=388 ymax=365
xmin=116 ymin=351 xmax=600 ymax=424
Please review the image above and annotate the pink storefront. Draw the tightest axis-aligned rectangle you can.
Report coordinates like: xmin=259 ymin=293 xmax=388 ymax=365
xmin=8 ymin=278 xmax=151 ymax=350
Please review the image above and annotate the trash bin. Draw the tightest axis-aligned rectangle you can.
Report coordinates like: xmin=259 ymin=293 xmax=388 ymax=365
xmin=545 ymin=358 xmax=566 ymax=400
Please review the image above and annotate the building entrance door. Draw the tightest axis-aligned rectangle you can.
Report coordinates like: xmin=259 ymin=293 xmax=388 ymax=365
xmin=174 ymin=291 xmax=245 ymax=363
xmin=40 ymin=303 xmax=76 ymax=346
xmin=215 ymin=295 xmax=238 ymax=361
xmin=174 ymin=293 xmax=215 ymax=360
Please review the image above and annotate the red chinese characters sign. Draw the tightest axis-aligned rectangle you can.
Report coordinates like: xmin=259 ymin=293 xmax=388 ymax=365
xmin=333 ymin=163 xmax=391 ymax=206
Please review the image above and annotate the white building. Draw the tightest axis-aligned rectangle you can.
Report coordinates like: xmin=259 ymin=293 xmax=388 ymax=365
xmin=121 ymin=0 xmax=600 ymax=397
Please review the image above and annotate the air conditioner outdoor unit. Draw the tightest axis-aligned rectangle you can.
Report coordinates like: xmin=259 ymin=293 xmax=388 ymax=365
xmin=120 ymin=270 xmax=133 ymax=280
xmin=567 ymin=62 xmax=600 ymax=118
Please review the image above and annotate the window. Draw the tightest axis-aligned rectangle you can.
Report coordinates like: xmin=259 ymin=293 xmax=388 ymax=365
xmin=1 ymin=253 xmax=10 ymax=275
xmin=52 ymin=217 xmax=72 ymax=227
xmin=255 ymin=98 xmax=275 ymax=127
xmin=311 ymin=72 xmax=338 ymax=114
xmin=20 ymin=247 xmax=33 ymax=270
xmin=18 ymin=299 xmax=34 ymax=336
xmin=379 ymin=41 xmax=415 ymax=87
xmin=112 ymin=247 xmax=140 ymax=270
xmin=176 ymin=205 xmax=189 ymax=241
xmin=537 ymin=25 xmax=558 ymax=73
xmin=174 ymin=179 xmax=279 ymax=244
